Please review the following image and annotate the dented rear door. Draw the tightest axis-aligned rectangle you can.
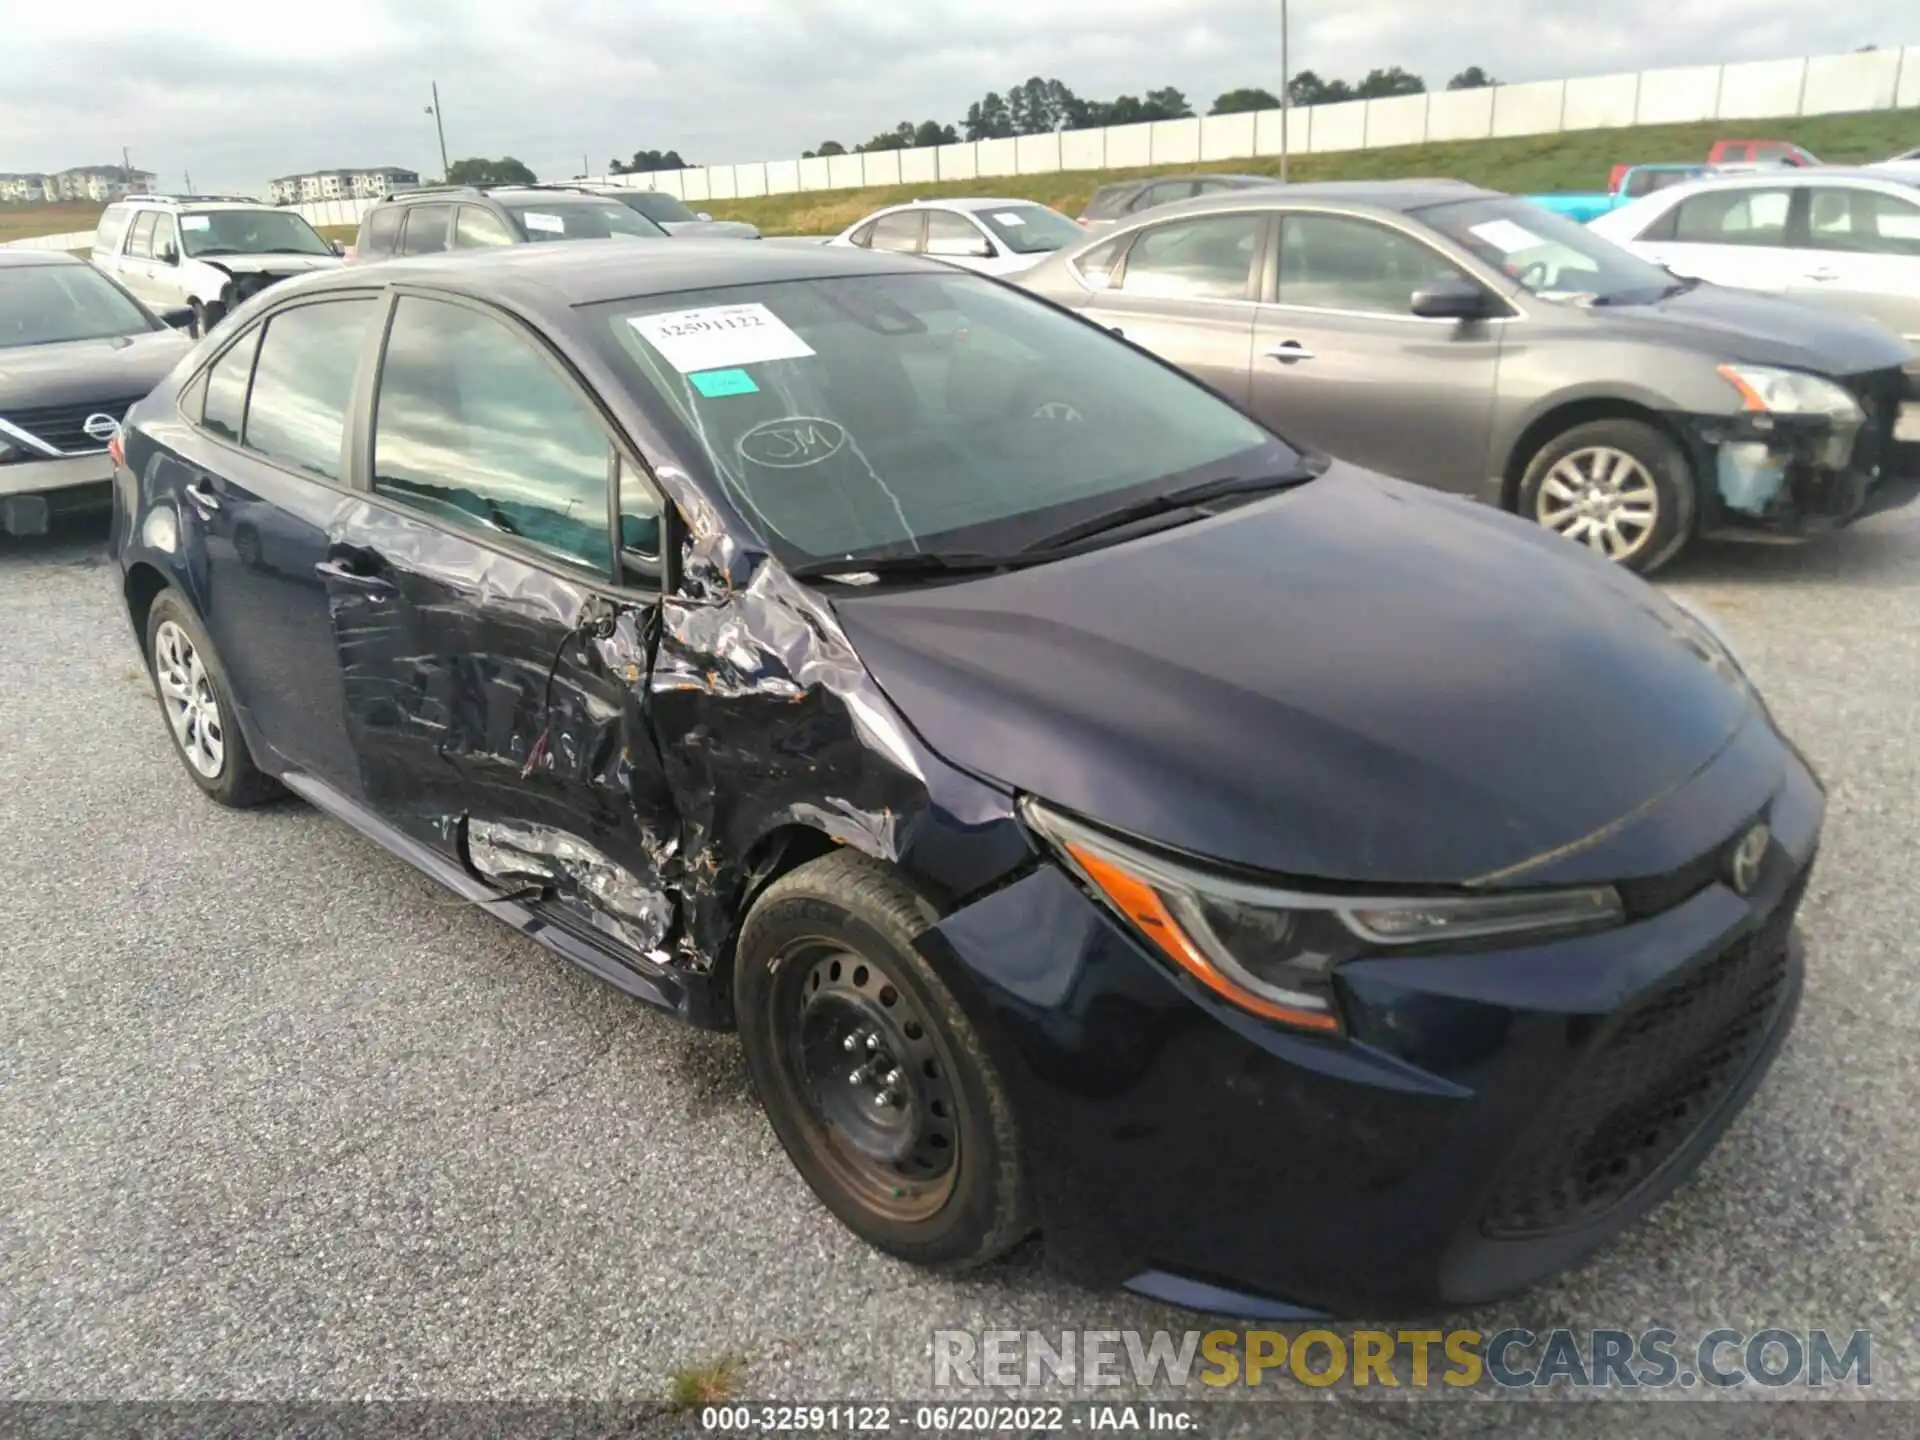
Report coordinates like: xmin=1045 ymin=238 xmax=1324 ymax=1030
xmin=331 ymin=291 xmax=682 ymax=956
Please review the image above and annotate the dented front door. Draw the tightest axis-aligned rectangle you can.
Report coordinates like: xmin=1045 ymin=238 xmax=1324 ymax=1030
xmin=324 ymin=496 xmax=680 ymax=956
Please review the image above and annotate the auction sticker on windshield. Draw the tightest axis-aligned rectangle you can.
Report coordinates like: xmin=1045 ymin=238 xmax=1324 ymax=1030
xmin=181 ymin=216 xmax=211 ymax=231
xmin=522 ymin=213 xmax=565 ymax=234
xmin=628 ymin=303 xmax=816 ymax=373
xmin=1469 ymin=219 xmax=1547 ymax=254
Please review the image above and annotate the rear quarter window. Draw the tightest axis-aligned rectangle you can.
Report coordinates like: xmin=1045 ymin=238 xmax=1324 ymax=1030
xmin=360 ymin=205 xmax=402 ymax=256
xmin=94 ymin=206 xmax=132 ymax=258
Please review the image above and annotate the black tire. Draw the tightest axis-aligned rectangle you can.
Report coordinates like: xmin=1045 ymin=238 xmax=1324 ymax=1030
xmin=1517 ymin=417 xmax=1696 ymax=574
xmin=735 ymin=850 xmax=1031 ymax=1269
xmin=144 ymin=588 xmax=282 ymax=808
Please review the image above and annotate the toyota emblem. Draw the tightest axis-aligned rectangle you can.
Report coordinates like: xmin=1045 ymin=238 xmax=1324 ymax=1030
xmin=1728 ymin=823 xmax=1770 ymax=897
xmin=82 ymin=413 xmax=122 ymax=443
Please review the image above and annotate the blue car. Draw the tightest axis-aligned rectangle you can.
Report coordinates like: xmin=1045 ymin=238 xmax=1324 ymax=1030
xmin=109 ymin=241 xmax=1818 ymax=1317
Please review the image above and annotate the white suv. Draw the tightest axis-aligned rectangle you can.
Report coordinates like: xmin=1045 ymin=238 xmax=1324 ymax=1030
xmin=90 ymin=195 xmax=344 ymax=336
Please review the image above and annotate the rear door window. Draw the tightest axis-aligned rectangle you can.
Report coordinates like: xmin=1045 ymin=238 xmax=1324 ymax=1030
xmin=398 ymin=205 xmax=453 ymax=256
xmin=371 ymin=296 xmax=614 ymax=574
xmin=868 ymin=212 xmax=924 ymax=253
xmin=240 ymin=299 xmax=380 ymax=480
xmin=199 ymin=328 xmax=261 ymax=443
xmin=1119 ymin=213 xmax=1261 ymax=300
xmin=126 ymin=212 xmax=158 ymax=260
xmin=1671 ymin=188 xmax=1792 ymax=246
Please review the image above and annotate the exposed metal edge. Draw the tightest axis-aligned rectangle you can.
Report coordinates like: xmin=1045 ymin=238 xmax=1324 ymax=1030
xmin=278 ymin=770 xmax=693 ymax=1019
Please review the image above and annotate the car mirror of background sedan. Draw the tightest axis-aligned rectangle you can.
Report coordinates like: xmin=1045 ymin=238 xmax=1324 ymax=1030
xmin=1410 ymin=280 xmax=1496 ymax=321
xmin=928 ymin=235 xmax=995 ymax=260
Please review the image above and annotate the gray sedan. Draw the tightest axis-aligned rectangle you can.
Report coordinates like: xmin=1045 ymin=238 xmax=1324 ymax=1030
xmin=1018 ymin=181 xmax=1917 ymax=570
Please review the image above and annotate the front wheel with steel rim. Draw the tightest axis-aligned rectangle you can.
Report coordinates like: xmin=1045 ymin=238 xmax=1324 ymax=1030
xmin=735 ymin=851 xmax=1031 ymax=1269
xmin=143 ymin=589 xmax=281 ymax=808
xmin=1518 ymin=417 xmax=1695 ymax=575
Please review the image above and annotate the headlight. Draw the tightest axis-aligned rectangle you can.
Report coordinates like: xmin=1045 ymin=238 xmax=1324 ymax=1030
xmin=1021 ymin=800 xmax=1623 ymax=1035
xmin=1717 ymin=364 xmax=1862 ymax=420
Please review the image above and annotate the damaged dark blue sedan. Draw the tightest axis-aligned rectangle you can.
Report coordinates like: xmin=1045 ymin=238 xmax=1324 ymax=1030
xmin=110 ymin=241 xmax=1820 ymax=1318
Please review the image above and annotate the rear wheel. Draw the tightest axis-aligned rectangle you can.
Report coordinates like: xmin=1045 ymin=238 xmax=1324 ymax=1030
xmin=1518 ymin=418 xmax=1695 ymax=574
xmin=145 ymin=589 xmax=281 ymax=807
xmin=735 ymin=851 xmax=1031 ymax=1269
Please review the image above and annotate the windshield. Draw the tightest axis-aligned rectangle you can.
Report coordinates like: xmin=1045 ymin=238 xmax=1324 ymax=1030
xmin=596 ymin=271 xmax=1294 ymax=568
xmin=0 ymin=264 xmax=154 ymax=347
xmin=973 ymin=205 xmax=1087 ymax=255
xmin=181 ymin=209 xmax=332 ymax=258
xmin=1415 ymin=196 xmax=1678 ymax=305
xmin=617 ymin=191 xmax=700 ymax=224
xmin=502 ymin=199 xmax=667 ymax=241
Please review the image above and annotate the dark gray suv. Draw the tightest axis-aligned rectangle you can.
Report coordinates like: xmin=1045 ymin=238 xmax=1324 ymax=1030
xmin=350 ymin=184 xmax=667 ymax=263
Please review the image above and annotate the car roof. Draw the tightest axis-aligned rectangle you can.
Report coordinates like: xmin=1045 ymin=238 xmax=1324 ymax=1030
xmin=0 ymin=248 xmax=83 ymax=268
xmin=1134 ymin=178 xmax=1498 ymax=219
xmin=1623 ymin=165 xmax=1920 ymax=200
xmin=879 ymin=197 xmax=1055 ymax=214
xmin=295 ymin=236 xmax=931 ymax=308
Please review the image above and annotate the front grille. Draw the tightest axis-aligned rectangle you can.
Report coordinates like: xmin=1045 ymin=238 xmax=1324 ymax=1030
xmin=0 ymin=395 xmax=145 ymax=456
xmin=1480 ymin=870 xmax=1805 ymax=1239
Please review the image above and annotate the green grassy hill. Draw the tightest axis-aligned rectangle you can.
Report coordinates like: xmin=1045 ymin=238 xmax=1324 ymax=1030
xmin=704 ymin=108 xmax=1920 ymax=236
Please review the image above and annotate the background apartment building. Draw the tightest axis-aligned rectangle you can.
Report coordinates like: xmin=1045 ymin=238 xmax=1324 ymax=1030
xmin=0 ymin=166 xmax=158 ymax=203
xmin=267 ymin=166 xmax=421 ymax=205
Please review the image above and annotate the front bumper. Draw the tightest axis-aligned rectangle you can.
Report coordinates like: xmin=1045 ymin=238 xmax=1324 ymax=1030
xmin=1684 ymin=366 xmax=1916 ymax=542
xmin=924 ymin=742 xmax=1821 ymax=1318
xmin=1 ymin=452 xmax=114 ymax=534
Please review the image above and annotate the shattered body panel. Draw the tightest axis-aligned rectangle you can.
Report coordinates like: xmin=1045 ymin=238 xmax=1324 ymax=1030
xmin=645 ymin=507 xmax=1035 ymax=984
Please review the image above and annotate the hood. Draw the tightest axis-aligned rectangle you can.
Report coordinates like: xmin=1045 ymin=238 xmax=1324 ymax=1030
xmin=0 ymin=328 xmax=192 ymax=412
xmin=661 ymin=219 xmax=763 ymax=240
xmin=1578 ymin=282 xmax=1912 ymax=375
xmin=201 ymin=253 xmax=343 ymax=276
xmin=830 ymin=466 xmax=1757 ymax=885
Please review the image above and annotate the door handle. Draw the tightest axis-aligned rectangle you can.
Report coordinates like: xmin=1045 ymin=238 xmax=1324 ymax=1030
xmin=1263 ymin=340 xmax=1316 ymax=363
xmin=314 ymin=557 xmax=397 ymax=596
xmin=182 ymin=478 xmax=221 ymax=513
xmin=1804 ymin=267 xmax=1841 ymax=282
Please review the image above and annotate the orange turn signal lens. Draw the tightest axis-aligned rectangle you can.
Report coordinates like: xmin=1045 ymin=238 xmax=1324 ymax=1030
xmin=1065 ymin=841 xmax=1340 ymax=1034
xmin=1716 ymin=364 xmax=1768 ymax=412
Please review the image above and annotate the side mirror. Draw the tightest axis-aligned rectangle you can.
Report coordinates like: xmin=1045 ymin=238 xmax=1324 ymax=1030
xmin=157 ymin=305 xmax=195 ymax=330
xmin=927 ymin=236 xmax=995 ymax=260
xmin=329 ymin=240 xmax=346 ymax=256
xmin=157 ymin=244 xmax=179 ymax=265
xmin=1410 ymin=281 xmax=1494 ymax=321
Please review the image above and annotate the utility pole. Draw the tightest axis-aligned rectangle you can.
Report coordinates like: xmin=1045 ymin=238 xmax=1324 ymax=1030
xmin=1279 ymin=0 xmax=1291 ymax=183
xmin=426 ymin=82 xmax=450 ymax=179
xmin=185 ymin=170 xmax=193 ymax=192
xmin=122 ymin=145 xmax=132 ymax=172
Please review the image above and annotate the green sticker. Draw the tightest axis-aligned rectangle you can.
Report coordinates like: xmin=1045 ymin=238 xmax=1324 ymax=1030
xmin=690 ymin=368 xmax=760 ymax=397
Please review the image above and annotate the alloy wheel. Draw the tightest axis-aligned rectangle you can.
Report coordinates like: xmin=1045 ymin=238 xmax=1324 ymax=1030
xmin=153 ymin=620 xmax=225 ymax=778
xmin=1534 ymin=446 xmax=1661 ymax=563
xmin=777 ymin=941 xmax=960 ymax=1223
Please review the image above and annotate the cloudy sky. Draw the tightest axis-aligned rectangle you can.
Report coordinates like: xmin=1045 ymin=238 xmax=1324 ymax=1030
xmin=1 ymin=1 xmax=1908 ymax=194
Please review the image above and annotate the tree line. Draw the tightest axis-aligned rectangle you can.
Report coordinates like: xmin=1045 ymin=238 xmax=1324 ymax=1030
xmin=796 ymin=66 xmax=1498 ymax=157
xmin=484 ymin=64 xmax=1505 ymax=178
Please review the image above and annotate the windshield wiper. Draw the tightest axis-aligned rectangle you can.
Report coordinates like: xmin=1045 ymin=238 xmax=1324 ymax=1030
xmin=1020 ymin=467 xmax=1321 ymax=552
xmin=788 ymin=550 xmax=1038 ymax=584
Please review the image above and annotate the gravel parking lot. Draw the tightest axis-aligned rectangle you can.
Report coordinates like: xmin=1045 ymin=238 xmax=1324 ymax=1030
xmin=1 ymin=509 xmax=1915 ymax=1426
